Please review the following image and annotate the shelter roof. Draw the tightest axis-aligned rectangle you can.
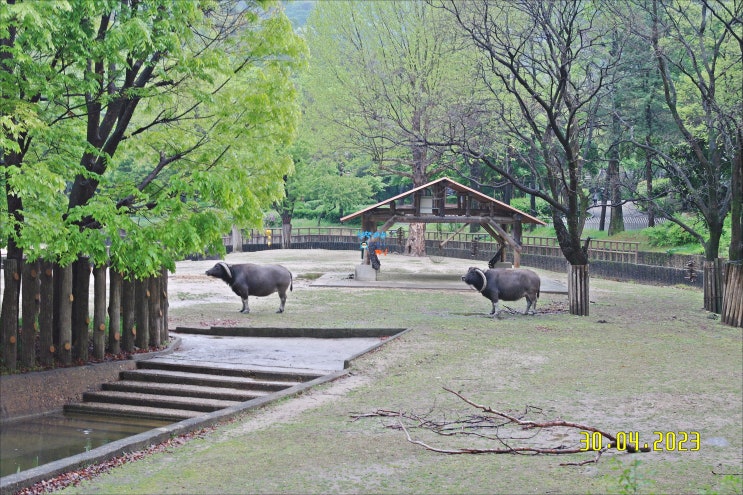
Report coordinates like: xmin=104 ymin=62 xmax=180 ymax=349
xmin=340 ymin=177 xmax=545 ymax=226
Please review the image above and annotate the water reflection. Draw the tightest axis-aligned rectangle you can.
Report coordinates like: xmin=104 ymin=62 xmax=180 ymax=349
xmin=0 ymin=412 xmax=169 ymax=477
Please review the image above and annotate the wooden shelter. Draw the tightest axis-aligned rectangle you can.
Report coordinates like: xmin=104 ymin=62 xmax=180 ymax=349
xmin=340 ymin=177 xmax=546 ymax=267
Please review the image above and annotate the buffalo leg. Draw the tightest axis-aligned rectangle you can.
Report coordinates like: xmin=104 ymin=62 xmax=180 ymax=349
xmin=240 ymin=297 xmax=250 ymax=314
xmin=489 ymin=301 xmax=500 ymax=317
xmin=277 ymin=291 xmax=287 ymax=313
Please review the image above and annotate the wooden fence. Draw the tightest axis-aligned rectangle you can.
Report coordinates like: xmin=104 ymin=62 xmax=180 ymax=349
xmin=721 ymin=262 xmax=743 ymax=327
xmin=234 ymin=228 xmax=640 ymax=264
xmin=0 ymin=257 xmax=168 ymax=372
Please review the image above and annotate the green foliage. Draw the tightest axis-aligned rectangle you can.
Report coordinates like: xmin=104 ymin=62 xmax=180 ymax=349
xmin=291 ymin=156 xmax=382 ymax=223
xmin=510 ymin=196 xmax=551 ymax=221
xmin=2 ymin=0 xmax=307 ymax=277
xmin=277 ymin=136 xmax=382 ymax=225
xmin=302 ymin=0 xmax=477 ymax=183
xmin=698 ymin=474 xmax=743 ymax=495
xmin=609 ymin=458 xmax=655 ymax=495
xmin=642 ymin=219 xmax=702 ymax=249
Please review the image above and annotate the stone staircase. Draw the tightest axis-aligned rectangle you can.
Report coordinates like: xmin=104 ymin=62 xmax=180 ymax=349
xmin=64 ymin=358 xmax=325 ymax=422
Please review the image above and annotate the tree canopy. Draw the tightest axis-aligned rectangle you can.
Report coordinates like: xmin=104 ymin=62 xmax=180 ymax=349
xmin=2 ymin=0 xmax=306 ymax=276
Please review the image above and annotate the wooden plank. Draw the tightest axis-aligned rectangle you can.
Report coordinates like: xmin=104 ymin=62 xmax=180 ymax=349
xmin=21 ymin=260 xmax=40 ymax=369
xmin=721 ymin=262 xmax=742 ymax=327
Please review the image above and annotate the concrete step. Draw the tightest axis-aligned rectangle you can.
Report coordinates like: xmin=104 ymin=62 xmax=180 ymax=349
xmin=120 ymin=368 xmax=301 ymax=392
xmin=62 ymin=356 xmax=327 ymax=423
xmin=138 ymin=358 xmax=324 ymax=382
xmin=82 ymin=390 xmax=241 ymax=412
xmin=103 ymin=380 xmax=269 ymax=402
xmin=64 ymin=402 xmax=204 ymax=422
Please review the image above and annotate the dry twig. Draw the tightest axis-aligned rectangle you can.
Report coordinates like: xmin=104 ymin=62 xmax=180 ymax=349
xmin=351 ymin=388 xmax=649 ymax=466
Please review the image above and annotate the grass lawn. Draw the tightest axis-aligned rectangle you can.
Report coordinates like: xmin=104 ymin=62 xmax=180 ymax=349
xmin=60 ymin=250 xmax=742 ymax=495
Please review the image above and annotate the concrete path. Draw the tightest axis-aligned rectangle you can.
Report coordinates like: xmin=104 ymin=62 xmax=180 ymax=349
xmin=166 ymin=332 xmax=387 ymax=373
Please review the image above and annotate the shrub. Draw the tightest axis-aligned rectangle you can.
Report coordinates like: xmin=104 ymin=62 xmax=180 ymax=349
xmin=642 ymin=220 xmax=699 ymax=247
xmin=510 ymin=196 xmax=551 ymax=221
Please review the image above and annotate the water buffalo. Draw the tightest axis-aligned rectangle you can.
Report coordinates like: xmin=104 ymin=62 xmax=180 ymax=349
xmin=462 ymin=266 xmax=540 ymax=316
xmin=206 ymin=261 xmax=292 ymax=314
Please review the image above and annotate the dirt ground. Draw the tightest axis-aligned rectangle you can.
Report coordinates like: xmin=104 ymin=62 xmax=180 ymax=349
xmin=40 ymin=250 xmax=743 ymax=494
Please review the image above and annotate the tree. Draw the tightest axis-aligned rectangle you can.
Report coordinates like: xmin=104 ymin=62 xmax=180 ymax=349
xmin=624 ymin=0 xmax=741 ymax=313
xmin=303 ymin=0 xmax=478 ymax=255
xmin=2 ymin=0 xmax=306 ymax=365
xmin=274 ymin=141 xmax=382 ymax=246
xmin=437 ymin=0 xmax=622 ymax=315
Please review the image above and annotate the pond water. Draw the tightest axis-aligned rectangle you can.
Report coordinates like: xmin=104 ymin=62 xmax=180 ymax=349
xmin=0 ymin=412 xmax=169 ymax=477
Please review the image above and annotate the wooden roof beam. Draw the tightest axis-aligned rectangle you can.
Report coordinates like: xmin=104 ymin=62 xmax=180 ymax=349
xmin=368 ymin=215 xmax=518 ymax=224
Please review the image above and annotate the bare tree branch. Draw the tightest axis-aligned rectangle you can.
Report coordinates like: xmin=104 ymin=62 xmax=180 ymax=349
xmin=352 ymin=387 xmax=650 ymax=466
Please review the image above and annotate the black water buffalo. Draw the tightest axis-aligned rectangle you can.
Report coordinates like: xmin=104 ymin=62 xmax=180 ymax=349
xmin=462 ymin=266 xmax=540 ymax=316
xmin=206 ymin=261 xmax=293 ymax=314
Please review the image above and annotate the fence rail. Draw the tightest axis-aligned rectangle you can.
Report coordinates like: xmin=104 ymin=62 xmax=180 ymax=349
xmin=232 ymin=228 xmax=640 ymax=264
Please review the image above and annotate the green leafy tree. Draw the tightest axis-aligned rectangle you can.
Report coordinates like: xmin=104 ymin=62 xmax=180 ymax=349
xmin=2 ymin=0 xmax=306 ymax=362
xmin=626 ymin=0 xmax=740 ymax=262
xmin=303 ymin=0 xmax=479 ymax=255
xmin=437 ymin=0 xmax=623 ymax=315
xmin=622 ymin=0 xmax=741 ymax=314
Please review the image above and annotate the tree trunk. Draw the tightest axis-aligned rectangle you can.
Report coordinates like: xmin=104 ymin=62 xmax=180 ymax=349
xmin=93 ymin=264 xmax=107 ymax=360
xmin=567 ymin=264 xmax=590 ymax=316
xmin=20 ymin=260 xmax=40 ymax=369
xmin=721 ymin=262 xmax=742 ymax=328
xmin=729 ymin=136 xmax=741 ymax=262
xmin=607 ymin=153 xmax=624 ymax=235
xmin=1 ymin=258 xmax=21 ymax=371
xmin=599 ymin=197 xmax=607 ymax=231
xmin=72 ymin=257 xmax=90 ymax=362
xmin=108 ymin=270 xmax=122 ymax=355
xmin=39 ymin=261 xmax=55 ymax=367
xmin=231 ymin=226 xmax=243 ymax=252
xmin=135 ymin=277 xmax=149 ymax=349
xmin=121 ymin=276 xmax=136 ymax=353
xmin=469 ymin=156 xmax=484 ymax=234
xmin=55 ymin=263 xmax=73 ymax=365
xmin=148 ymin=275 xmax=161 ymax=348
xmin=645 ymin=137 xmax=656 ymax=228
xmin=405 ymin=223 xmax=427 ymax=256
xmin=281 ymin=222 xmax=293 ymax=249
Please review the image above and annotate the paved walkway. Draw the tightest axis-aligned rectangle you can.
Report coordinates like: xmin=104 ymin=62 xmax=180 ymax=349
xmin=166 ymin=332 xmax=386 ymax=373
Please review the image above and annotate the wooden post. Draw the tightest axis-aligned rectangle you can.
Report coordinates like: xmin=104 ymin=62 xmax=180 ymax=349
xmin=135 ymin=277 xmax=149 ymax=349
xmin=567 ymin=264 xmax=590 ymax=316
xmin=72 ymin=257 xmax=91 ymax=362
xmin=20 ymin=260 xmax=40 ymax=369
xmin=148 ymin=275 xmax=161 ymax=348
xmin=703 ymin=259 xmax=724 ymax=313
xmin=55 ymin=263 xmax=73 ymax=366
xmin=108 ymin=270 xmax=122 ymax=355
xmin=721 ymin=262 xmax=743 ymax=327
xmin=160 ymin=267 xmax=169 ymax=344
xmin=121 ymin=276 xmax=136 ymax=353
xmin=39 ymin=260 xmax=55 ymax=367
xmin=1 ymin=258 xmax=21 ymax=371
xmin=93 ymin=264 xmax=107 ymax=360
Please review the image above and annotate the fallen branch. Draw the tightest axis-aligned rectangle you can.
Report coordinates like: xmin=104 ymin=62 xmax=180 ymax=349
xmin=444 ymin=387 xmax=649 ymax=454
xmin=352 ymin=388 xmax=649 ymax=466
